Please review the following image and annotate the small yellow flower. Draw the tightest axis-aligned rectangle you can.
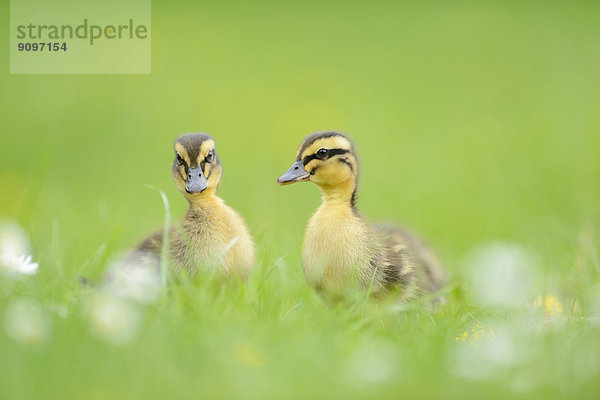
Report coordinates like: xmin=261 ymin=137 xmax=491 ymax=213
xmin=533 ymin=294 xmax=563 ymax=318
xmin=455 ymin=323 xmax=495 ymax=344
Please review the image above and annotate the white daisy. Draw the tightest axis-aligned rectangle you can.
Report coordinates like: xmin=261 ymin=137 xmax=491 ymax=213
xmin=103 ymin=251 xmax=161 ymax=304
xmin=0 ymin=219 xmax=39 ymax=276
xmin=85 ymin=294 xmax=141 ymax=346
xmin=0 ymin=253 xmax=39 ymax=276
xmin=463 ymin=242 xmax=539 ymax=308
xmin=4 ymin=299 xmax=51 ymax=347
xmin=0 ymin=219 xmax=30 ymax=256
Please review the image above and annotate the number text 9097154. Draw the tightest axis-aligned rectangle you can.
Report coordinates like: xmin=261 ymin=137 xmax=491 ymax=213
xmin=18 ymin=42 xmax=68 ymax=51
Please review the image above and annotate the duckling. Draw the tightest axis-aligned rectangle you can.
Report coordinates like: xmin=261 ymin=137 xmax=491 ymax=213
xmin=277 ymin=131 xmax=445 ymax=300
xmin=137 ymin=133 xmax=255 ymax=277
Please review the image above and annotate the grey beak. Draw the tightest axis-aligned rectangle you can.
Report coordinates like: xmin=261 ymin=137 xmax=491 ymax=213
xmin=277 ymin=160 xmax=310 ymax=185
xmin=185 ymin=167 xmax=208 ymax=194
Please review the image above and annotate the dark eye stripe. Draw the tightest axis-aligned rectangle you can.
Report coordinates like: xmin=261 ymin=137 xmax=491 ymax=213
xmin=302 ymin=148 xmax=349 ymax=165
xmin=175 ymin=154 xmax=189 ymax=174
xmin=339 ymin=157 xmax=354 ymax=173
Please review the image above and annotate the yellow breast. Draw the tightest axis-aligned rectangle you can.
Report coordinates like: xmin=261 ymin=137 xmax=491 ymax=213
xmin=302 ymin=203 xmax=374 ymax=293
xmin=176 ymin=197 xmax=255 ymax=277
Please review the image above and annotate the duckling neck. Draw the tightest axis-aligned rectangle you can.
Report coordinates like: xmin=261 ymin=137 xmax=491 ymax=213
xmin=188 ymin=190 xmax=221 ymax=209
xmin=319 ymin=179 xmax=357 ymax=209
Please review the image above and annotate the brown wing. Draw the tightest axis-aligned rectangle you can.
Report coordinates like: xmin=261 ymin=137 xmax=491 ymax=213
xmin=374 ymin=224 xmax=446 ymax=297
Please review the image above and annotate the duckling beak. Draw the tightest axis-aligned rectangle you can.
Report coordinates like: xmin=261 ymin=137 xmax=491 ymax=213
xmin=277 ymin=161 xmax=310 ymax=185
xmin=185 ymin=167 xmax=208 ymax=194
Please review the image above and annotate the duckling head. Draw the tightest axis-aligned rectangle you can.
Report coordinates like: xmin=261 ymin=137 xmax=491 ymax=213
xmin=172 ymin=133 xmax=222 ymax=201
xmin=277 ymin=131 xmax=359 ymax=205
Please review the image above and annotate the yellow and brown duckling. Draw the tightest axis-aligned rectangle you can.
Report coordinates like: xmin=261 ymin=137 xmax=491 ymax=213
xmin=277 ymin=131 xmax=445 ymax=300
xmin=137 ymin=133 xmax=255 ymax=277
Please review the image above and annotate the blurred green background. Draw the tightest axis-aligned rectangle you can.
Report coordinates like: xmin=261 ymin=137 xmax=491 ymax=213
xmin=1 ymin=1 xmax=599 ymax=399
xmin=1 ymin=0 xmax=599 ymax=267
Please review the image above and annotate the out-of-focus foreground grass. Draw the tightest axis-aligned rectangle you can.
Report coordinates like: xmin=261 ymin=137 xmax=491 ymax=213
xmin=1 ymin=1 xmax=599 ymax=399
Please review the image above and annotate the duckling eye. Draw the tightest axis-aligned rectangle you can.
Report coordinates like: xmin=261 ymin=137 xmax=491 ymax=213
xmin=205 ymin=150 xmax=214 ymax=163
xmin=176 ymin=153 xmax=184 ymax=166
xmin=316 ymin=148 xmax=328 ymax=159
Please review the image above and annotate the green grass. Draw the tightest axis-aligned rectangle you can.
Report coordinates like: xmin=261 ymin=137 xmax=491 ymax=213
xmin=1 ymin=0 xmax=600 ymax=398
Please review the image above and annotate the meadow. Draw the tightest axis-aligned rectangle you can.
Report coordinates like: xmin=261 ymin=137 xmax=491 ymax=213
xmin=1 ymin=1 xmax=599 ymax=399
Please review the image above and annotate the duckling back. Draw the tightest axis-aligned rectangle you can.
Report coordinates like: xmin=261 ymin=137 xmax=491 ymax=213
xmin=372 ymin=225 xmax=446 ymax=299
xmin=302 ymin=203 xmax=445 ymax=300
